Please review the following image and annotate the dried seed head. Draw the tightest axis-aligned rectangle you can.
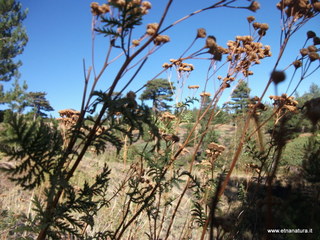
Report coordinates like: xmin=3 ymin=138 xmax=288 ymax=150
xmin=253 ymin=22 xmax=261 ymax=30
xmin=314 ymin=36 xmax=320 ymax=45
xmin=248 ymin=1 xmax=260 ymax=12
xmin=91 ymin=2 xmax=102 ymax=16
xmin=307 ymin=45 xmax=317 ymax=52
xmin=247 ymin=16 xmax=255 ymax=23
xmin=307 ymin=31 xmax=316 ymax=39
xmin=200 ymin=92 xmax=211 ymax=97
xmin=313 ymin=2 xmax=320 ymax=12
xmin=258 ymin=29 xmax=266 ymax=36
xmin=260 ymin=23 xmax=269 ymax=31
xmin=300 ymin=48 xmax=308 ymax=56
xmin=142 ymin=1 xmax=152 ymax=9
xmin=146 ymin=23 xmax=159 ymax=35
xmin=205 ymin=35 xmax=217 ymax=48
xmin=271 ymin=70 xmax=286 ymax=84
xmin=188 ymin=85 xmax=200 ymax=89
xmin=162 ymin=63 xmax=170 ymax=68
xmin=293 ymin=60 xmax=302 ymax=69
xmin=197 ymin=28 xmax=207 ymax=38
xmin=132 ymin=39 xmax=140 ymax=46
xmin=154 ymin=35 xmax=170 ymax=45
xmin=308 ymin=52 xmax=320 ymax=61
xmin=100 ymin=4 xmax=110 ymax=13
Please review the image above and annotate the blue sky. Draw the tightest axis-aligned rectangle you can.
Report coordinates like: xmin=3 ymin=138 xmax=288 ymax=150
xmin=3 ymin=0 xmax=320 ymax=117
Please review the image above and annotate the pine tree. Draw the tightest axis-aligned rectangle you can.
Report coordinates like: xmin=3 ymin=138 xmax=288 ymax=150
xmin=27 ymin=91 xmax=54 ymax=120
xmin=227 ymin=81 xmax=251 ymax=115
xmin=3 ymin=78 xmax=28 ymax=113
xmin=0 ymin=0 xmax=28 ymax=82
xmin=140 ymin=78 xmax=175 ymax=113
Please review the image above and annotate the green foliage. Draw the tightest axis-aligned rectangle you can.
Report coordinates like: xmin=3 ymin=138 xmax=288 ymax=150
xmin=226 ymin=81 xmax=251 ymax=116
xmin=140 ymin=78 xmax=175 ymax=112
xmin=0 ymin=113 xmax=63 ymax=190
xmin=27 ymin=92 xmax=54 ymax=119
xmin=1 ymin=78 xmax=28 ymax=113
xmin=0 ymin=0 xmax=28 ymax=82
xmin=302 ymin=134 xmax=320 ymax=183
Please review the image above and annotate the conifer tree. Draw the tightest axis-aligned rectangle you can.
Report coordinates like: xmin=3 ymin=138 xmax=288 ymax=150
xmin=27 ymin=91 xmax=54 ymax=120
xmin=0 ymin=0 xmax=28 ymax=82
xmin=227 ymin=81 xmax=251 ymax=115
xmin=140 ymin=78 xmax=174 ymax=113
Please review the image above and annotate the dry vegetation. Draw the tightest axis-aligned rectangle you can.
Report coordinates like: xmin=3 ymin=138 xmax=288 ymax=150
xmin=1 ymin=0 xmax=320 ymax=239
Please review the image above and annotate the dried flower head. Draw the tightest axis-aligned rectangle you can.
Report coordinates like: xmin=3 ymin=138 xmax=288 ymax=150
xmin=308 ymin=52 xmax=320 ymax=61
xmin=91 ymin=2 xmax=103 ymax=16
xmin=248 ymin=1 xmax=260 ymax=12
xmin=132 ymin=39 xmax=140 ymax=46
xmin=188 ymin=85 xmax=200 ymax=89
xmin=314 ymin=36 xmax=320 ymax=45
xmin=200 ymin=92 xmax=211 ymax=97
xmin=142 ymin=1 xmax=152 ymax=9
xmin=247 ymin=16 xmax=255 ymax=23
xmin=300 ymin=48 xmax=308 ymax=56
xmin=146 ymin=23 xmax=159 ymax=36
xmin=162 ymin=63 xmax=171 ymax=68
xmin=307 ymin=30 xmax=316 ymax=39
xmin=313 ymin=2 xmax=320 ymax=12
xmin=293 ymin=60 xmax=302 ymax=69
xmin=205 ymin=35 xmax=217 ymax=48
xmin=197 ymin=28 xmax=207 ymax=38
xmin=307 ymin=45 xmax=317 ymax=52
xmin=161 ymin=112 xmax=176 ymax=121
xmin=153 ymin=35 xmax=170 ymax=45
xmin=271 ymin=70 xmax=286 ymax=84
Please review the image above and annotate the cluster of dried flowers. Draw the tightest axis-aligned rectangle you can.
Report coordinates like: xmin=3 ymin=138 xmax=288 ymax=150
xmin=200 ymin=92 xmax=211 ymax=98
xmin=162 ymin=59 xmax=194 ymax=72
xmin=245 ymin=163 xmax=261 ymax=174
xmin=57 ymin=109 xmax=80 ymax=127
xmin=269 ymin=94 xmax=299 ymax=113
xmin=90 ymin=0 xmax=152 ymax=16
xmin=299 ymin=32 xmax=320 ymax=62
xmin=226 ymin=34 xmax=272 ymax=77
xmin=145 ymin=23 xmax=170 ymax=45
xmin=205 ymin=142 xmax=226 ymax=163
xmin=276 ymin=0 xmax=320 ymax=19
xmin=248 ymin=96 xmax=267 ymax=115
xmin=160 ymin=111 xmax=176 ymax=122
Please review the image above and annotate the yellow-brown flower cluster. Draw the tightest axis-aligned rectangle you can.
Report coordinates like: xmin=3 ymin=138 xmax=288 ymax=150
xmin=226 ymin=35 xmax=271 ymax=77
xmin=204 ymin=36 xmax=229 ymax=60
xmin=269 ymin=94 xmax=298 ymax=113
xmin=160 ymin=111 xmax=176 ymax=121
xmin=162 ymin=59 xmax=194 ymax=72
xmin=252 ymin=22 xmax=269 ymax=36
xmin=146 ymin=23 xmax=159 ymax=36
xmin=200 ymin=92 xmax=211 ymax=97
xmin=188 ymin=85 xmax=200 ymax=89
xmin=205 ymin=142 xmax=225 ymax=161
xmin=57 ymin=109 xmax=80 ymax=127
xmin=276 ymin=0 xmax=319 ymax=18
xmin=91 ymin=0 xmax=151 ymax=16
xmin=90 ymin=2 xmax=110 ymax=16
xmin=248 ymin=96 xmax=267 ymax=115
xmin=154 ymin=35 xmax=170 ymax=45
xmin=300 ymin=45 xmax=320 ymax=62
